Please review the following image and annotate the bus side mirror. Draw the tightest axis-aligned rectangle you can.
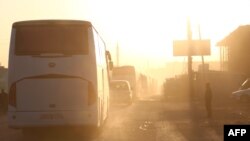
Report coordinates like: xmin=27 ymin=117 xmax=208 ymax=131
xmin=106 ymin=51 xmax=112 ymax=60
xmin=109 ymin=61 xmax=113 ymax=70
xmin=106 ymin=51 xmax=113 ymax=70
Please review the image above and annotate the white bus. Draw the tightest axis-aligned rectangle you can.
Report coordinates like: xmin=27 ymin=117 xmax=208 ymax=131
xmin=8 ymin=20 xmax=112 ymax=131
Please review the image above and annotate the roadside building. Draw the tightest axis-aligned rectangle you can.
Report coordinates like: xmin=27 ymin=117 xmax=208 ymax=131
xmin=217 ymin=25 xmax=250 ymax=76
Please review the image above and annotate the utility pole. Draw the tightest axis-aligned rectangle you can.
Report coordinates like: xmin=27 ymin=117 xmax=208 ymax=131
xmin=198 ymin=24 xmax=205 ymax=73
xmin=173 ymin=19 xmax=210 ymax=99
xmin=116 ymin=42 xmax=119 ymax=67
xmin=187 ymin=18 xmax=194 ymax=99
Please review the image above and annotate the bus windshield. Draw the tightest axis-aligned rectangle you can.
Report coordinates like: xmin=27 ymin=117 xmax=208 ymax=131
xmin=14 ymin=25 xmax=89 ymax=55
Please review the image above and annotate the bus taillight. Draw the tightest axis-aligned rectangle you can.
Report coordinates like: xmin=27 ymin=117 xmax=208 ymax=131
xmin=9 ymin=84 xmax=17 ymax=107
xmin=88 ymin=82 xmax=97 ymax=105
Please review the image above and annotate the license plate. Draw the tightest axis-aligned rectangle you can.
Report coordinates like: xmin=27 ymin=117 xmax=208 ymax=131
xmin=40 ymin=113 xmax=64 ymax=120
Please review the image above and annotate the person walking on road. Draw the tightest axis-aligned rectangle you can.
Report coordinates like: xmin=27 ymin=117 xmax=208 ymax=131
xmin=205 ymin=83 xmax=212 ymax=118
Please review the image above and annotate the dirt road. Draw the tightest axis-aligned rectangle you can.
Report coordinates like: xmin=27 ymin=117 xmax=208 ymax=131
xmin=0 ymin=95 xmax=250 ymax=141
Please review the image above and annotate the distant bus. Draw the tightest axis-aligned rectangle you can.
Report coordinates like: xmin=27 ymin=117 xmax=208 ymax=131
xmin=8 ymin=20 xmax=112 ymax=131
xmin=112 ymin=66 xmax=138 ymax=99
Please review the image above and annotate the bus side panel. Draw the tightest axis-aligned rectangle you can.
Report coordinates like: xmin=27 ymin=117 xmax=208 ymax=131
xmin=92 ymin=27 xmax=109 ymax=125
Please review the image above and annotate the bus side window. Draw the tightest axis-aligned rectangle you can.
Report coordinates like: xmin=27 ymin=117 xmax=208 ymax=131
xmin=93 ymin=28 xmax=101 ymax=65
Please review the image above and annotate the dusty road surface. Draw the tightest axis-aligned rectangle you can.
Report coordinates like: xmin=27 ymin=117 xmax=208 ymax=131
xmin=1 ymin=95 xmax=250 ymax=141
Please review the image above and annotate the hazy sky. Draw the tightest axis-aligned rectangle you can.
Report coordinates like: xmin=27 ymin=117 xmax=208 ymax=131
xmin=1 ymin=0 xmax=250 ymax=70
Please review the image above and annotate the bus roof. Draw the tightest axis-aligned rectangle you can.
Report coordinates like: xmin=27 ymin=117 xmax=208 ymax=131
xmin=13 ymin=20 xmax=92 ymax=27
